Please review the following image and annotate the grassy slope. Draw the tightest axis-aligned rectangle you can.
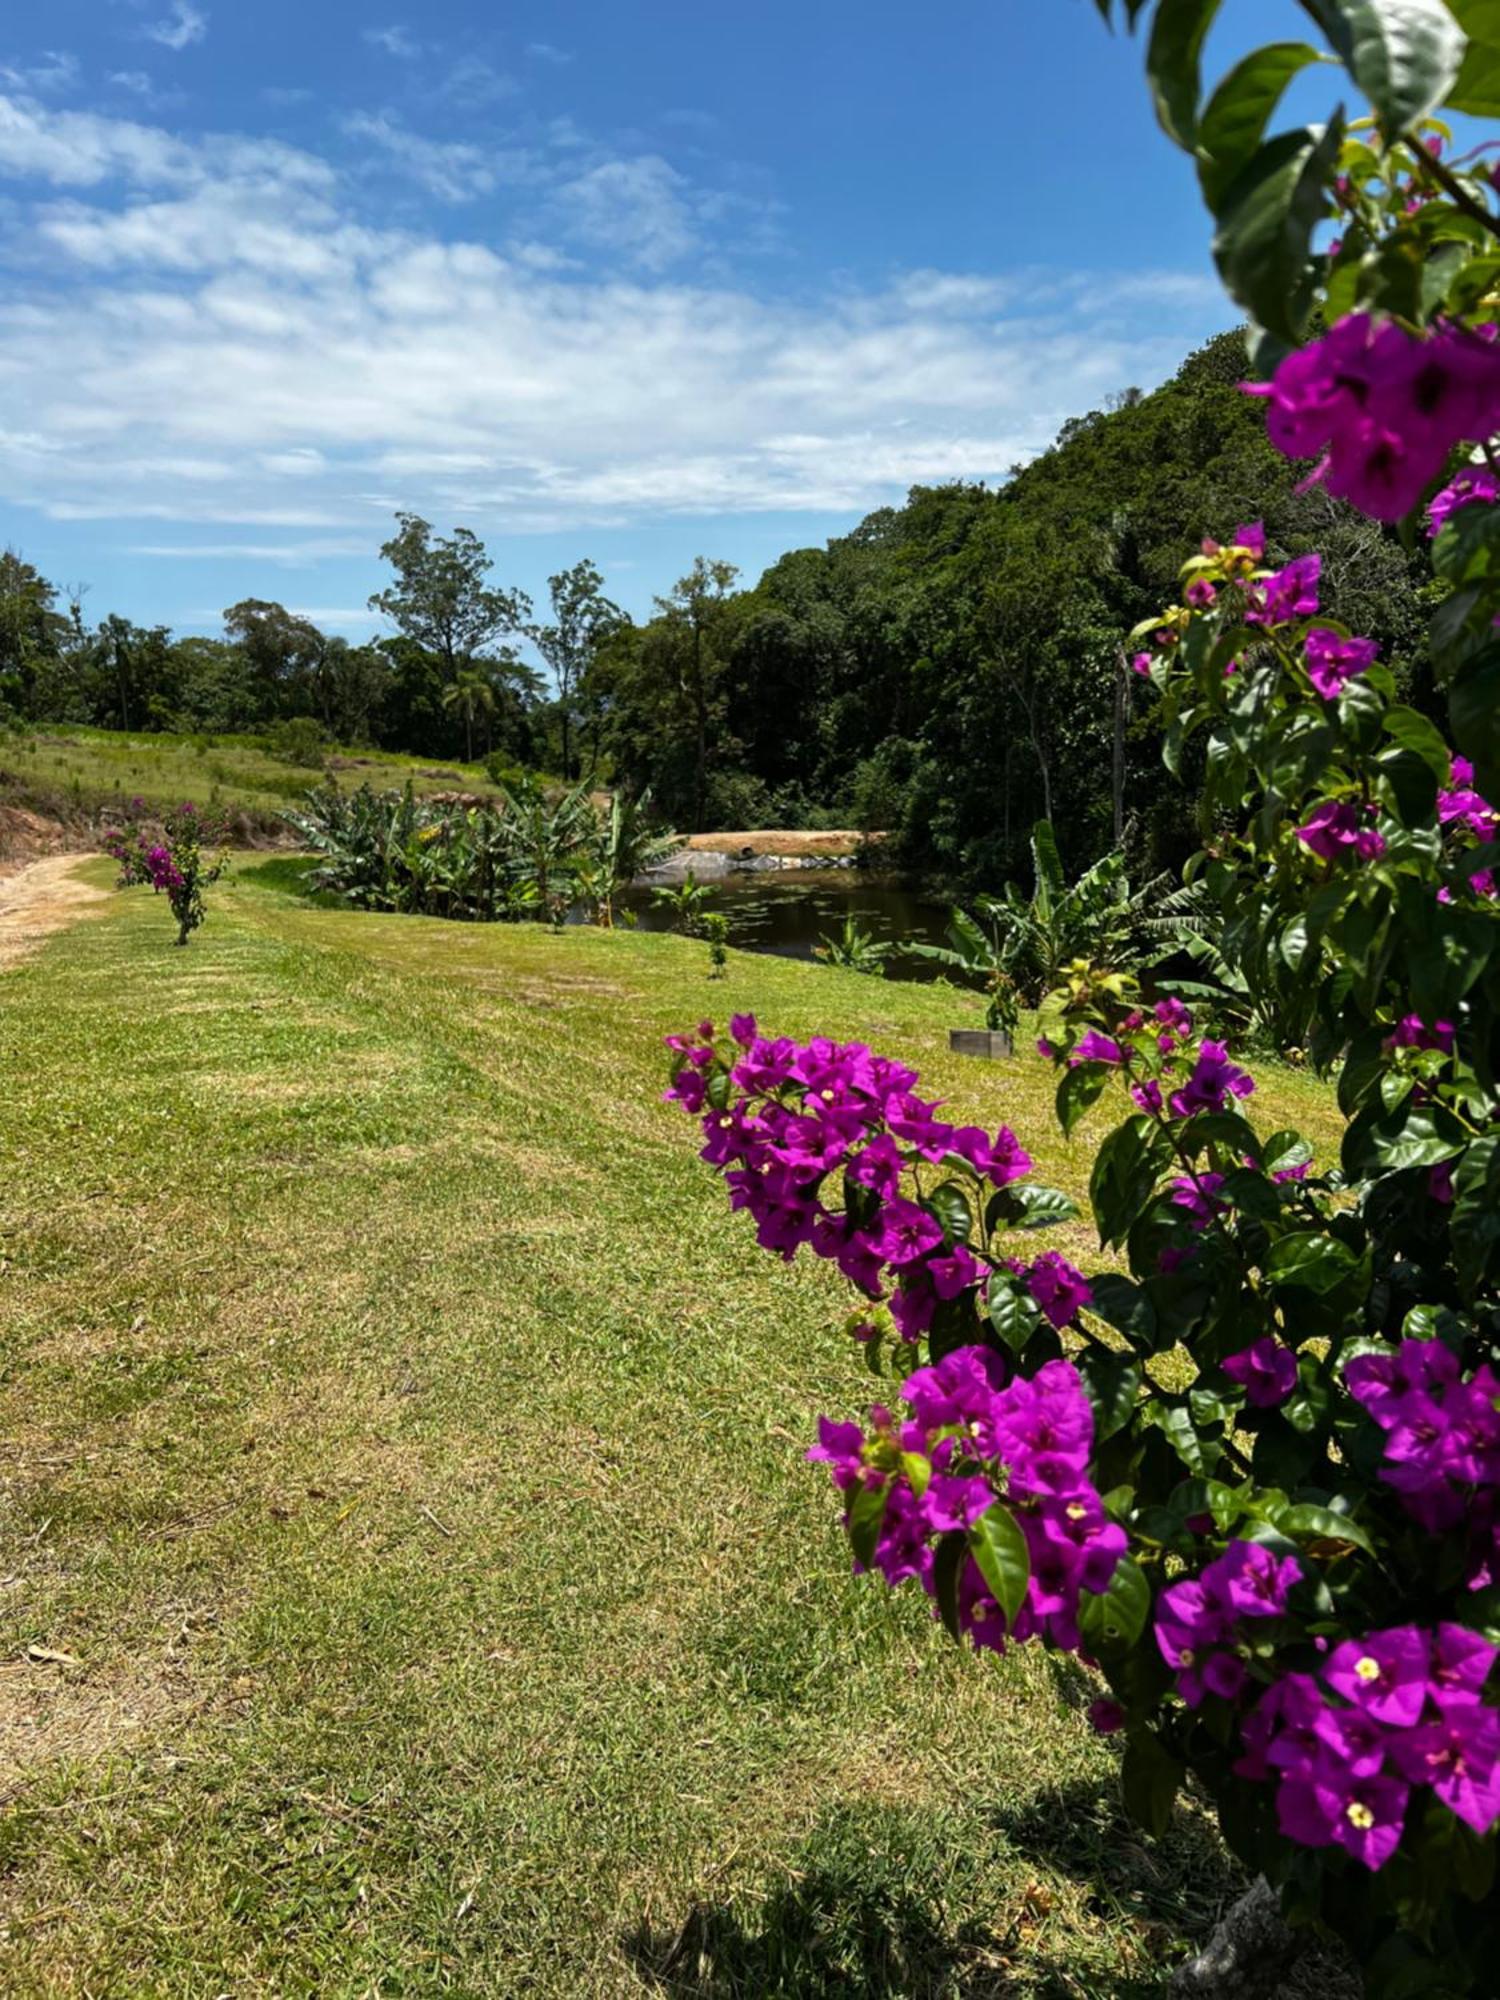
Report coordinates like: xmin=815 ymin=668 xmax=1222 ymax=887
xmin=0 ymin=725 xmax=525 ymax=823
xmin=0 ymin=866 xmax=1346 ymax=1997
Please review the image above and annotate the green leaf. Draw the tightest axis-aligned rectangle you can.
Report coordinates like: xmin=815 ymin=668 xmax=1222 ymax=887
xmin=1384 ymin=704 xmax=1456 ymax=781
xmin=985 ymin=1183 xmax=1082 ymax=1232
xmin=1091 ymin=1115 xmax=1174 ymax=1249
xmin=847 ymin=1481 xmax=888 ymax=1570
xmin=1453 ymin=1133 xmax=1500 ymax=1297
xmin=1444 ymin=0 xmax=1500 ymax=113
xmin=1265 ymin=1230 xmax=1362 ymax=1294
xmin=1087 ymin=1273 xmax=1158 ymax=1350
xmin=1359 ymin=1100 xmax=1470 ymax=1174
xmin=1122 ymin=1729 xmax=1184 ymax=1838
xmin=1450 ymin=647 xmax=1500 ymax=808
xmin=1147 ymin=1399 xmax=1217 ymax=1476
xmin=969 ymin=1503 xmax=1031 ymax=1628
xmin=986 ymin=1268 xmax=1042 ymax=1355
xmin=1212 ymin=118 xmax=1345 ymax=341
xmin=1148 ymin=0 xmax=1225 ymax=148
xmin=1079 ymin=1556 xmax=1153 ymax=1656
xmin=1057 ymin=1060 xmax=1109 ymax=1137
xmin=1267 ymin=1499 xmax=1376 ymax=1554
xmin=1078 ymin=1348 xmax=1144 ymax=1442
xmin=925 ymin=1180 xmax=974 ymax=1245
xmin=931 ymin=1530 xmax=968 ymax=1643
xmin=1197 ymin=42 xmax=1327 ymax=208
xmin=1299 ymin=0 xmax=1466 ymax=131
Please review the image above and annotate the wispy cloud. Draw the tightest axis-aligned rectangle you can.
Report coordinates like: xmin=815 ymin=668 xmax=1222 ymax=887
xmin=526 ymin=42 xmax=572 ymax=65
xmin=363 ymin=25 xmax=420 ymax=59
xmin=341 ymin=111 xmax=501 ymax=203
xmin=145 ymin=3 xmax=208 ymax=53
xmin=1 ymin=51 xmax=80 ymax=95
xmin=0 ymin=91 xmax=1226 ymax=542
xmin=434 ymin=55 xmax=516 ymax=108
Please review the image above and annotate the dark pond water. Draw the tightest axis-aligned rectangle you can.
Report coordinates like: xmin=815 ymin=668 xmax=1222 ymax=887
xmin=613 ymin=869 xmax=955 ymax=979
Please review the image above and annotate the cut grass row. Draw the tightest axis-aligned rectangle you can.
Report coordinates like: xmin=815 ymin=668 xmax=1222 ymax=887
xmin=0 ymin=864 xmax=1346 ymax=1995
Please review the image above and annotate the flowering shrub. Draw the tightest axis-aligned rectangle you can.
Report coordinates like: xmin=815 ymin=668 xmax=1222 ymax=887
xmin=105 ymin=801 xmax=228 ymax=946
xmin=664 ymin=6 xmax=1500 ymax=1985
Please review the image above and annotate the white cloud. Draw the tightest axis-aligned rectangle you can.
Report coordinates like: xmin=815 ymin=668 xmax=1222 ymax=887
xmin=130 ymin=538 xmax=365 ymax=561
xmin=435 ymin=56 xmax=516 ymax=108
xmin=2 ymin=51 xmax=80 ymax=95
xmin=363 ymin=26 xmax=420 ymax=59
xmin=0 ymin=93 xmax=1226 ymax=543
xmin=145 ymin=3 xmax=208 ymax=53
xmin=342 ymin=112 xmax=501 ymax=203
xmin=554 ymin=155 xmax=697 ymax=271
xmin=526 ymin=42 xmax=571 ymax=64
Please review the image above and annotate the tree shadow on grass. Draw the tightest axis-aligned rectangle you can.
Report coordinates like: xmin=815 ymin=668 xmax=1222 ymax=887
xmin=620 ymin=1789 xmax=1195 ymax=2000
xmin=233 ymin=854 xmax=338 ymax=903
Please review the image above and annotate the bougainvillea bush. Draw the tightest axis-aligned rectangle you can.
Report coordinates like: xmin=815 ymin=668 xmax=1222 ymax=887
xmin=105 ymin=801 xmax=228 ymax=946
xmin=666 ymin=6 xmax=1500 ymax=1989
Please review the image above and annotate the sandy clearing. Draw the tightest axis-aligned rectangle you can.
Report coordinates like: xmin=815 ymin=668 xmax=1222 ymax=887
xmin=0 ymin=856 xmax=112 ymax=970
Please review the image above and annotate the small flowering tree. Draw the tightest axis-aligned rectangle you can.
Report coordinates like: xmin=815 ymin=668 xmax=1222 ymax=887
xmin=105 ymin=801 xmax=228 ymax=946
xmin=663 ymin=6 xmax=1500 ymax=1989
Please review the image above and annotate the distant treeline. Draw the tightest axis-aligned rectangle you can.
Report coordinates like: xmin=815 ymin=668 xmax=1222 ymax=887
xmin=0 ymin=331 xmax=1438 ymax=882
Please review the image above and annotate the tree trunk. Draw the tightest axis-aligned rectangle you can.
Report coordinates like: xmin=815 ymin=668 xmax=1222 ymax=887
xmin=561 ymin=702 xmax=572 ymax=784
xmin=1168 ymin=1880 xmax=1304 ymax=1998
xmin=465 ymin=709 xmax=474 ymax=763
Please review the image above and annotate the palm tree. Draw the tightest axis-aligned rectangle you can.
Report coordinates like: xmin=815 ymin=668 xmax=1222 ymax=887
xmin=442 ymin=669 xmax=497 ymax=764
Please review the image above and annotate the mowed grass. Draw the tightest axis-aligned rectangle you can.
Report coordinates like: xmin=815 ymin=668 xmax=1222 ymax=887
xmin=1 ymin=724 xmax=524 ymax=822
xmin=0 ymin=865 xmax=1347 ymax=1997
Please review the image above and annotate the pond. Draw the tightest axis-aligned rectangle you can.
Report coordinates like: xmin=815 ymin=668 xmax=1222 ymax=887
xmin=613 ymin=868 xmax=957 ymax=980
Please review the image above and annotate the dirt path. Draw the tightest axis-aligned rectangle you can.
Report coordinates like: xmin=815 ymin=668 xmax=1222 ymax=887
xmin=0 ymin=854 xmax=111 ymax=970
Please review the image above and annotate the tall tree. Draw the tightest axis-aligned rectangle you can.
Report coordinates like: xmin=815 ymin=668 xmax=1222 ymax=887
xmin=530 ymin=559 xmax=623 ymax=780
xmin=368 ymin=514 xmax=532 ymax=687
xmin=223 ymin=599 xmax=327 ymax=718
xmin=654 ymin=557 xmax=738 ymax=832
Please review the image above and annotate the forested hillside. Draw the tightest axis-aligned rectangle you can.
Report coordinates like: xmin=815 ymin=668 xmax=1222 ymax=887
xmin=1 ymin=329 xmax=1435 ymax=886
xmin=593 ymin=329 xmax=1434 ymax=881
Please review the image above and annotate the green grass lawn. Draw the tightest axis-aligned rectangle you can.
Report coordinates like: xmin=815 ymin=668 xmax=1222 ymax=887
xmin=0 ymin=866 xmax=1347 ymax=1997
xmin=0 ymin=724 xmax=526 ymax=826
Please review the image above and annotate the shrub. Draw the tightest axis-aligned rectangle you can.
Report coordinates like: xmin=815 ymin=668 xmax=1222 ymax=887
xmin=105 ymin=801 xmax=228 ymax=946
xmin=663 ymin=9 xmax=1500 ymax=1985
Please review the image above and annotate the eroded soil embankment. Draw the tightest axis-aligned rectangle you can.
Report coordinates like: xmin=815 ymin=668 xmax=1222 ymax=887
xmin=0 ymin=855 xmax=111 ymax=968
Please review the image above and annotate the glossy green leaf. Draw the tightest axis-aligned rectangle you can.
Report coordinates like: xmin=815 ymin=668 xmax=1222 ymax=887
xmin=1299 ymin=0 xmax=1466 ymax=131
xmin=1265 ymin=1230 xmax=1362 ymax=1293
xmin=1057 ymin=1060 xmax=1109 ymax=1137
xmin=931 ymin=1530 xmax=968 ymax=1643
xmin=847 ymin=1481 xmax=888 ymax=1569
xmin=1448 ymin=0 xmax=1500 ymax=113
xmin=1087 ymin=1272 xmax=1159 ymax=1350
xmin=1212 ymin=119 xmax=1345 ymax=341
xmin=1079 ymin=1556 xmax=1152 ymax=1656
xmin=1091 ymin=1115 xmax=1174 ymax=1248
xmin=986 ymin=1268 xmax=1042 ymax=1354
xmin=1148 ymin=0 xmax=1225 ymax=147
xmin=925 ymin=1180 xmax=974 ymax=1245
xmin=1450 ymin=647 xmax=1500 ymax=808
xmin=969 ymin=1503 xmax=1031 ymax=1628
xmin=985 ymin=1183 xmax=1082 ymax=1232
xmin=1078 ymin=1348 xmax=1144 ymax=1442
xmin=1452 ymin=1132 xmax=1500 ymax=1296
xmin=1269 ymin=1500 xmax=1376 ymax=1554
xmin=1197 ymin=42 xmax=1328 ymax=208
xmin=1383 ymin=704 xmax=1456 ymax=781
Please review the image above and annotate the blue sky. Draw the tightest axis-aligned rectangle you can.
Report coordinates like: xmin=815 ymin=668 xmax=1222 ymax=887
xmin=0 ymin=0 xmax=1318 ymax=640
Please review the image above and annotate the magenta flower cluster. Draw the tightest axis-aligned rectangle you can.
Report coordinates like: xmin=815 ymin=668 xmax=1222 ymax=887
xmin=1236 ymin=1624 xmax=1500 ymax=1868
xmin=1247 ymin=314 xmax=1500 ymax=521
xmin=1156 ymin=1539 xmax=1304 ymax=1709
xmin=1346 ymin=1342 xmax=1500 ymax=1583
xmin=809 ymin=1345 xmax=1126 ymax=1655
xmin=665 ymin=1019 xmax=1095 ymax=1344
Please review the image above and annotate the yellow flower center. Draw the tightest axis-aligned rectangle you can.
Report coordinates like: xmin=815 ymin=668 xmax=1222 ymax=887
xmin=1178 ymin=1648 xmax=1195 ymax=1668
xmin=1355 ymin=1656 xmax=1381 ymax=1683
xmin=1066 ymin=1502 xmax=1088 ymax=1521
xmin=1346 ymin=1802 xmax=1375 ymax=1831
xmin=822 ymin=1089 xmax=836 ymax=1102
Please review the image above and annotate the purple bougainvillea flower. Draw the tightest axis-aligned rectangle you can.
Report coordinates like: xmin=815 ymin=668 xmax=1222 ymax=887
xmin=1296 ymin=799 xmax=1386 ymax=863
xmin=871 ymin=1198 xmax=945 ymax=1269
xmin=1391 ymin=1698 xmax=1500 ymax=1834
xmin=1244 ymin=552 xmax=1321 ymax=626
xmin=1280 ymin=1769 xmax=1410 ymax=1869
xmin=1224 ymin=1337 xmax=1299 ymax=1409
xmin=1304 ymin=626 xmax=1379 ymax=699
xmin=1428 ymin=466 xmax=1500 ymax=537
xmin=1022 ymin=1250 xmax=1092 ymax=1328
xmin=1170 ymin=1172 xmax=1226 ymax=1230
xmin=1326 ymin=1627 xmax=1431 ymax=1728
xmin=729 ymin=1012 xmax=758 ymax=1047
xmin=949 ymin=1124 xmax=1032 ymax=1187
xmin=1168 ymin=1041 xmax=1255 ymax=1118
xmin=1071 ymin=1029 xmax=1125 ymax=1066
xmin=1088 ymin=1697 xmax=1126 ymax=1735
